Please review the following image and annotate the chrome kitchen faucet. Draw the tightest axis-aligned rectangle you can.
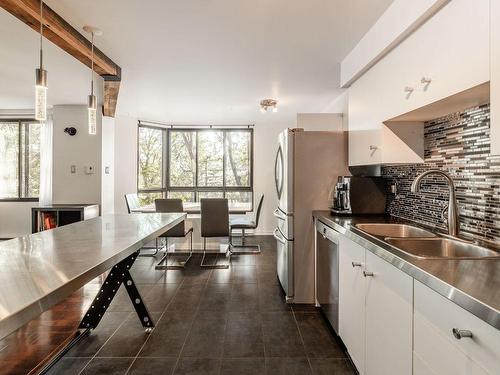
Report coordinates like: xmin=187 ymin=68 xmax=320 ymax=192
xmin=410 ymin=170 xmax=460 ymax=237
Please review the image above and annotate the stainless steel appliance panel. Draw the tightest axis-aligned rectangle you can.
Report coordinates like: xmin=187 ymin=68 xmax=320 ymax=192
xmin=276 ymin=129 xmax=294 ymax=215
xmin=274 ymin=227 xmax=294 ymax=301
xmin=273 ymin=207 xmax=293 ymax=240
xmin=316 ymin=220 xmax=340 ymax=333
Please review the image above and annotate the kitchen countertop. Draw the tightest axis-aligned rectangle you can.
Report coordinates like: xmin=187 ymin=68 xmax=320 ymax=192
xmin=312 ymin=211 xmax=500 ymax=330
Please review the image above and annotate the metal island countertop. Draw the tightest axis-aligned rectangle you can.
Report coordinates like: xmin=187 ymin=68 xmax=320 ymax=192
xmin=0 ymin=213 xmax=185 ymax=339
xmin=312 ymin=211 xmax=500 ymax=330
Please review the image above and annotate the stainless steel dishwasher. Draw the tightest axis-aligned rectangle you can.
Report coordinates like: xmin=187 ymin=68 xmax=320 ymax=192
xmin=315 ymin=219 xmax=340 ymax=334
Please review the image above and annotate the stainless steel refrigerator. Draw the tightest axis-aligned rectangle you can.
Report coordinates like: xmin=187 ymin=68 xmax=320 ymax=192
xmin=273 ymin=127 xmax=349 ymax=303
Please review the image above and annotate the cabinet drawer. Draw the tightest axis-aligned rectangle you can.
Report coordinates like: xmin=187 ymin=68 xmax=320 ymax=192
xmin=414 ymin=281 xmax=500 ymax=374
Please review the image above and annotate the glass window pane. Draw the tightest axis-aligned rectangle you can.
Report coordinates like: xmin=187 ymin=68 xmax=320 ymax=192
xmin=26 ymin=123 xmax=41 ymax=198
xmin=226 ymin=191 xmax=252 ymax=211
xmin=169 ymin=131 xmax=196 ymax=187
xmin=198 ymin=131 xmax=223 ymax=187
xmin=138 ymin=192 xmax=162 ymax=207
xmin=0 ymin=123 xmax=19 ymax=198
xmin=198 ymin=191 xmax=224 ymax=200
xmin=167 ymin=191 xmax=195 ymax=203
xmin=138 ymin=127 xmax=163 ymax=189
xmin=225 ymin=131 xmax=251 ymax=187
xmin=168 ymin=191 xmax=196 ymax=211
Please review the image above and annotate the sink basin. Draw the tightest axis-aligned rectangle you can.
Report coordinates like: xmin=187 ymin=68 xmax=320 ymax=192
xmin=385 ymin=238 xmax=500 ymax=259
xmin=355 ymin=223 xmax=436 ymax=238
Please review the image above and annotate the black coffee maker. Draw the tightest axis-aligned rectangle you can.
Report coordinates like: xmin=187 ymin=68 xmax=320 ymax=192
xmin=332 ymin=176 xmax=387 ymax=215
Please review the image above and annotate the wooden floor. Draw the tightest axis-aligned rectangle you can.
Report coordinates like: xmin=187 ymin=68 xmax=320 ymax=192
xmin=0 ymin=236 xmax=354 ymax=375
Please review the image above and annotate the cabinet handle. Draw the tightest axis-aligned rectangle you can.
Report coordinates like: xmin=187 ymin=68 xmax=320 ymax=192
xmin=363 ymin=271 xmax=374 ymax=277
xmin=452 ymin=328 xmax=473 ymax=340
xmin=351 ymin=262 xmax=362 ymax=268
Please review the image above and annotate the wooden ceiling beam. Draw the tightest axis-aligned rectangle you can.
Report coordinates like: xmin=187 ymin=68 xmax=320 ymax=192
xmin=0 ymin=0 xmax=121 ymax=116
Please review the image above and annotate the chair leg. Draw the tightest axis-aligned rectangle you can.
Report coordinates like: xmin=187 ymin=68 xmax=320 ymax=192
xmin=138 ymin=238 xmax=159 ymax=257
xmin=200 ymin=237 xmax=229 ymax=269
xmin=155 ymin=236 xmax=193 ymax=270
xmin=230 ymin=228 xmax=261 ymax=255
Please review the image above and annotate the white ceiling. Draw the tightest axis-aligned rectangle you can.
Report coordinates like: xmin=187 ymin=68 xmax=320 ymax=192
xmin=1 ymin=0 xmax=393 ymax=123
xmin=0 ymin=8 xmax=98 ymax=110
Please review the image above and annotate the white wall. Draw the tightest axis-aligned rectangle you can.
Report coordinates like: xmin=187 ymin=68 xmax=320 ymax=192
xmin=0 ymin=202 xmax=37 ymax=238
xmin=0 ymin=105 xmax=105 ymax=238
xmin=114 ymin=113 xmax=343 ymax=235
xmin=52 ymin=105 xmax=102 ymax=205
xmin=114 ymin=115 xmax=138 ymax=214
xmin=101 ymin=116 xmax=115 ymax=214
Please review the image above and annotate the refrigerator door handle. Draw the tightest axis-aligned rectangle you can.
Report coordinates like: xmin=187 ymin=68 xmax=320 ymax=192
xmin=275 ymin=146 xmax=284 ymax=199
xmin=273 ymin=208 xmax=287 ymax=220
xmin=273 ymin=228 xmax=286 ymax=244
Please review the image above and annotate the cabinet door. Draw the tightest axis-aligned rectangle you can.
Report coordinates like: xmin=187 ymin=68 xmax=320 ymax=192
xmin=414 ymin=281 xmax=500 ymax=375
xmin=348 ymin=0 xmax=489 ymax=166
xmin=338 ymin=236 xmax=366 ymax=373
xmin=492 ymin=0 xmax=500 ymax=155
xmin=364 ymin=251 xmax=413 ymax=375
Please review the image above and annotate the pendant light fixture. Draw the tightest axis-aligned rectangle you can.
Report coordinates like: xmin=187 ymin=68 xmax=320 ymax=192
xmin=83 ymin=25 xmax=102 ymax=134
xmin=35 ymin=0 xmax=47 ymax=121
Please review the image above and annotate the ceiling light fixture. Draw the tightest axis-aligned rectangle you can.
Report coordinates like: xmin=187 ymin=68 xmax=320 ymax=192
xmin=260 ymin=99 xmax=278 ymax=113
xmin=35 ymin=1 xmax=47 ymax=121
xmin=83 ymin=25 xmax=102 ymax=135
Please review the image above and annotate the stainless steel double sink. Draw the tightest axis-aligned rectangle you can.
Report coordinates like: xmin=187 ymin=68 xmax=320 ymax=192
xmin=355 ymin=223 xmax=500 ymax=260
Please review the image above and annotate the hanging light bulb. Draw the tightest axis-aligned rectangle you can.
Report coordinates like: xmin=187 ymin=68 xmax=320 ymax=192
xmin=35 ymin=0 xmax=47 ymax=121
xmin=84 ymin=26 xmax=101 ymax=134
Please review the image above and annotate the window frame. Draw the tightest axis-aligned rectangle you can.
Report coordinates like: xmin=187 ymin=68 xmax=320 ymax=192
xmin=137 ymin=123 xmax=254 ymax=213
xmin=0 ymin=119 xmax=40 ymax=202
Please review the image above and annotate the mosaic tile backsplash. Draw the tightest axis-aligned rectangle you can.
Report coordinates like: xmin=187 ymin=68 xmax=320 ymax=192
xmin=382 ymin=104 xmax=500 ymax=243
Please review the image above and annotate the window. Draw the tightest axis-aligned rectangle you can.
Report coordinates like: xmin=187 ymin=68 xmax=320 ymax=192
xmin=0 ymin=121 xmax=41 ymax=199
xmin=0 ymin=120 xmax=40 ymax=200
xmin=138 ymin=124 xmax=253 ymax=211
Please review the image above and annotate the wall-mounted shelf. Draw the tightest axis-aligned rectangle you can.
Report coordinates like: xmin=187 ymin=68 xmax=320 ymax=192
xmin=31 ymin=204 xmax=99 ymax=233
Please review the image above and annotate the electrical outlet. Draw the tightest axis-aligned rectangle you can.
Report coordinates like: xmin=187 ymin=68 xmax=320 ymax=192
xmin=70 ymin=165 xmax=76 ymax=174
xmin=84 ymin=166 xmax=95 ymax=175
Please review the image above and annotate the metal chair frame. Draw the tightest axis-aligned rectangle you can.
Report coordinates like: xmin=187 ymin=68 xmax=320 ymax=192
xmin=125 ymin=193 xmax=158 ymax=257
xmin=200 ymin=198 xmax=232 ymax=269
xmin=200 ymin=237 xmax=232 ymax=269
xmin=229 ymin=194 xmax=264 ymax=254
xmin=154 ymin=198 xmax=194 ymax=270
xmin=155 ymin=228 xmax=194 ymax=270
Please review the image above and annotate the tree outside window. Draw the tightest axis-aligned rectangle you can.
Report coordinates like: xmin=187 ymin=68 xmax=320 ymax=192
xmin=137 ymin=124 xmax=253 ymax=211
xmin=0 ymin=121 xmax=40 ymax=200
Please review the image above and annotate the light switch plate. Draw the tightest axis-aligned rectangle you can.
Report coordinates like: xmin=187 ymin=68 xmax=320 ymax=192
xmin=105 ymin=166 xmax=110 ymax=174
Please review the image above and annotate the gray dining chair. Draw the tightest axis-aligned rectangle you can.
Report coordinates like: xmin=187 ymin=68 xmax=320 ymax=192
xmin=200 ymin=198 xmax=232 ymax=269
xmin=125 ymin=193 xmax=158 ymax=257
xmin=125 ymin=193 xmax=141 ymax=213
xmin=154 ymin=199 xmax=194 ymax=270
xmin=229 ymin=194 xmax=264 ymax=254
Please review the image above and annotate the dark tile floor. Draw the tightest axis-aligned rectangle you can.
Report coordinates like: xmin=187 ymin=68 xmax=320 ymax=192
xmin=44 ymin=236 xmax=355 ymax=375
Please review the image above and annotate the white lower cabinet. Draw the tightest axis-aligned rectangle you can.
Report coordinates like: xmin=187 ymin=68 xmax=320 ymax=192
xmin=414 ymin=281 xmax=500 ymax=375
xmin=365 ymin=251 xmax=413 ymax=375
xmin=339 ymin=236 xmax=366 ymax=373
xmin=338 ymin=236 xmax=413 ymax=375
xmin=337 ymin=234 xmax=500 ymax=375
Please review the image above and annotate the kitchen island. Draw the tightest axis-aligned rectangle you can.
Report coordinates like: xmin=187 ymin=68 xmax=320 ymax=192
xmin=0 ymin=212 xmax=185 ymax=368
